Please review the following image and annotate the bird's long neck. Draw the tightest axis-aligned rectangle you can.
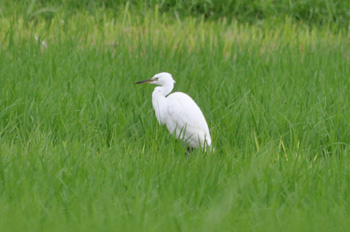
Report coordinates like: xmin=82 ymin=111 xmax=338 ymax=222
xmin=151 ymin=82 xmax=174 ymax=124
xmin=156 ymin=82 xmax=174 ymax=97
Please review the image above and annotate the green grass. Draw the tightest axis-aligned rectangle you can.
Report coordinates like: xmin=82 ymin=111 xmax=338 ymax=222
xmin=2 ymin=0 xmax=350 ymax=29
xmin=1 ymin=10 xmax=350 ymax=232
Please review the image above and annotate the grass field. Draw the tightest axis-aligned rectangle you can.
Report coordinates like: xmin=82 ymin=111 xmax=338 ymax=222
xmin=1 ymin=6 xmax=350 ymax=232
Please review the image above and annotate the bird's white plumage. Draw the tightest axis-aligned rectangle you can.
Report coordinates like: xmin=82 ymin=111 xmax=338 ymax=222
xmin=136 ymin=72 xmax=211 ymax=150
xmin=165 ymin=92 xmax=211 ymax=148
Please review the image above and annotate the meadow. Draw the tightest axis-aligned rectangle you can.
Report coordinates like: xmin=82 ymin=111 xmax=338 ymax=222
xmin=1 ymin=2 xmax=350 ymax=232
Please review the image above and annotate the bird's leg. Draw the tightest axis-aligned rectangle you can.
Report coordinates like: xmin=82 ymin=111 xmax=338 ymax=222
xmin=185 ymin=146 xmax=194 ymax=157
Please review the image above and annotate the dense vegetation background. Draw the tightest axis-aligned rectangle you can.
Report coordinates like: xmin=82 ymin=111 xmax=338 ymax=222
xmin=2 ymin=0 xmax=350 ymax=28
xmin=1 ymin=1 xmax=350 ymax=232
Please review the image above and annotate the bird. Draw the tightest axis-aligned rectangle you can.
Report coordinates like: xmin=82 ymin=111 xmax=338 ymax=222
xmin=135 ymin=72 xmax=212 ymax=151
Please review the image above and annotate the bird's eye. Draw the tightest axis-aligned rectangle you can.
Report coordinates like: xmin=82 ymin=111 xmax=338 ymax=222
xmin=155 ymin=78 xmax=159 ymax=80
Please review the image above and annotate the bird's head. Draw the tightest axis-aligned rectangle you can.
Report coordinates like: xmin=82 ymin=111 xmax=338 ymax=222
xmin=135 ymin=72 xmax=175 ymax=86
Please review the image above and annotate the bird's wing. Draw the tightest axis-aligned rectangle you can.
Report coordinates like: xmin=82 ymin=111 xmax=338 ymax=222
xmin=165 ymin=92 xmax=211 ymax=147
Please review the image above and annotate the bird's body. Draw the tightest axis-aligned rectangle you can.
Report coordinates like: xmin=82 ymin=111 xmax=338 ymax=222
xmin=136 ymin=72 xmax=211 ymax=150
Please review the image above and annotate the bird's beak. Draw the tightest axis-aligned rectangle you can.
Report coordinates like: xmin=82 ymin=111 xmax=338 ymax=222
xmin=135 ymin=78 xmax=154 ymax=84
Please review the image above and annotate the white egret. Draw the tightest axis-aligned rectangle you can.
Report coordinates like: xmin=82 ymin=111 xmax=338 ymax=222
xmin=135 ymin=72 xmax=211 ymax=151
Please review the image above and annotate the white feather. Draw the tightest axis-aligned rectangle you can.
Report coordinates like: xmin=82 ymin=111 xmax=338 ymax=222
xmin=142 ymin=72 xmax=211 ymax=150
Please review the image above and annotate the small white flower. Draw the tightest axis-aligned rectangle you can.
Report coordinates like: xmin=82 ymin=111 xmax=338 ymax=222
xmin=41 ymin=40 xmax=47 ymax=48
